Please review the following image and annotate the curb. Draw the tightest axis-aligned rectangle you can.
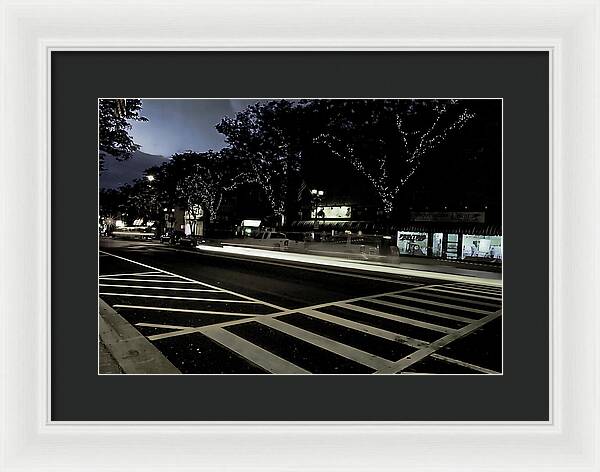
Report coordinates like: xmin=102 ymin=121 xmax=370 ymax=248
xmin=99 ymin=298 xmax=181 ymax=374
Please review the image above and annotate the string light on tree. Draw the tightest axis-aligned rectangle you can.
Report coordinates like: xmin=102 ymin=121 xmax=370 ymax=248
xmin=315 ymin=99 xmax=476 ymax=215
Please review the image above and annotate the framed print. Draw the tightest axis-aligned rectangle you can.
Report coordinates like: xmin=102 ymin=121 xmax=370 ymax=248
xmin=57 ymin=52 xmax=534 ymax=422
xmin=1 ymin=0 xmax=599 ymax=471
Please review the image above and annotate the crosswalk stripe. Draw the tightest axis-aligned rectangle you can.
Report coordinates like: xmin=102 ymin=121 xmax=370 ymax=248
xmin=402 ymin=290 xmax=501 ymax=309
xmin=300 ymin=309 xmax=426 ymax=349
xmin=135 ymin=322 xmax=190 ymax=330
xmin=99 ymin=284 xmax=220 ymax=292
xmin=452 ymin=281 xmax=502 ymax=289
xmin=202 ymin=327 xmax=310 ymax=374
xmin=447 ymin=284 xmax=502 ymax=296
xmin=100 ymin=250 xmax=287 ymax=311
xmin=99 ymin=271 xmax=162 ymax=277
xmin=388 ymin=294 xmax=494 ymax=315
xmin=147 ymin=328 xmax=199 ymax=341
xmin=100 ymin=293 xmax=258 ymax=303
xmin=112 ymin=305 xmax=262 ymax=317
xmin=338 ymin=303 xmax=453 ymax=333
xmin=374 ymin=310 xmax=502 ymax=374
xmin=99 ymin=277 xmax=201 ymax=284
xmin=364 ymin=298 xmax=473 ymax=324
xmin=429 ymin=353 xmax=500 ymax=374
xmin=257 ymin=317 xmax=392 ymax=371
xmin=421 ymin=286 xmax=502 ymax=302
xmin=101 ymin=273 xmax=177 ymax=278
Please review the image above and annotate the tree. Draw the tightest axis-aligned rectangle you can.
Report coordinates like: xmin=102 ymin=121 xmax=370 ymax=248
xmin=216 ymin=100 xmax=304 ymax=225
xmin=98 ymin=99 xmax=147 ymax=171
xmin=99 ymin=188 xmax=127 ymax=219
xmin=312 ymin=99 xmax=476 ymax=214
xmin=121 ymin=178 xmax=161 ymax=224
xmin=169 ymin=150 xmax=248 ymax=231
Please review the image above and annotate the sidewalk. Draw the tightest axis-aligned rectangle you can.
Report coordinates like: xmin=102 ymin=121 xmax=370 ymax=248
xmin=195 ymin=242 xmax=502 ymax=286
xmin=99 ymin=338 xmax=122 ymax=374
xmin=98 ymin=298 xmax=181 ymax=374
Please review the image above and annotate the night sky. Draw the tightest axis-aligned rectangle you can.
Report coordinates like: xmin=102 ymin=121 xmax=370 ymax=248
xmin=129 ymin=99 xmax=264 ymax=156
xmin=101 ymin=99 xmax=265 ymax=189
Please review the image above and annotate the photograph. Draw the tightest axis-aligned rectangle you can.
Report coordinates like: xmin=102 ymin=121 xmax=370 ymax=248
xmin=98 ymin=97 xmax=503 ymax=375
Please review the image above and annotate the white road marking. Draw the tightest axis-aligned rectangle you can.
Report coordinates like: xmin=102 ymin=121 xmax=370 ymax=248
xmin=102 ymin=273 xmax=177 ymax=278
xmin=257 ymin=317 xmax=392 ymax=371
xmin=112 ymin=305 xmax=264 ymax=317
xmin=429 ymin=353 xmax=499 ymax=374
xmin=388 ymin=294 xmax=494 ymax=315
xmin=374 ymin=310 xmax=502 ymax=374
xmin=100 ymin=250 xmax=286 ymax=311
xmin=99 ymin=284 xmax=220 ymax=292
xmin=298 ymin=308 xmax=427 ymax=348
xmin=135 ymin=322 xmax=190 ymax=330
xmin=399 ymin=289 xmax=501 ymax=309
xmin=148 ymin=328 xmax=200 ymax=341
xmin=338 ymin=302 xmax=453 ymax=334
xmin=364 ymin=298 xmax=473 ymax=324
xmin=419 ymin=286 xmax=503 ymax=302
xmin=202 ymin=327 xmax=310 ymax=374
xmin=451 ymin=282 xmax=502 ymax=290
xmin=131 ymin=294 xmax=502 ymax=375
xmin=100 ymin=293 xmax=261 ymax=303
xmin=133 ymin=286 xmax=439 ymax=343
xmin=99 ymin=277 xmax=200 ymax=284
xmin=447 ymin=283 xmax=502 ymax=295
xmin=99 ymin=271 xmax=162 ymax=277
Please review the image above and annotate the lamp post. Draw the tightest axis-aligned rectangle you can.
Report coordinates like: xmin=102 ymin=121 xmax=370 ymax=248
xmin=311 ymin=189 xmax=324 ymax=240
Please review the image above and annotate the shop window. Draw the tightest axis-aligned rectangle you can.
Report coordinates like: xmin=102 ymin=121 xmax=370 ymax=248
xmin=432 ymin=233 xmax=443 ymax=257
xmin=462 ymin=235 xmax=502 ymax=260
xmin=397 ymin=231 xmax=428 ymax=256
xmin=446 ymin=234 xmax=459 ymax=260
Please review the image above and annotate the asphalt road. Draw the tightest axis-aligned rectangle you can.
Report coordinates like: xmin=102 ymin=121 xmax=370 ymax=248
xmin=99 ymin=237 xmax=503 ymax=375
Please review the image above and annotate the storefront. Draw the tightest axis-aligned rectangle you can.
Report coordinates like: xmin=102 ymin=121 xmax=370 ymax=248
xmin=462 ymin=234 xmax=503 ymax=260
xmin=395 ymin=220 xmax=502 ymax=263
xmin=184 ymin=205 xmax=204 ymax=236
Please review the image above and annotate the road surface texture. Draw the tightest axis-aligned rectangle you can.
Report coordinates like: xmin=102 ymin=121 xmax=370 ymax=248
xmin=99 ymin=238 xmax=502 ymax=375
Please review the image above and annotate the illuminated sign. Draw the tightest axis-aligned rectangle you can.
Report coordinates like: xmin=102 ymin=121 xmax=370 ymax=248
xmin=397 ymin=232 xmax=427 ymax=242
xmin=241 ymin=219 xmax=261 ymax=227
xmin=311 ymin=206 xmax=352 ymax=219
xmin=184 ymin=205 xmax=204 ymax=220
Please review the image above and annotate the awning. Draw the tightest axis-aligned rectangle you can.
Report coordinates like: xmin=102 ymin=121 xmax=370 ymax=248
xmin=393 ymin=223 xmax=502 ymax=236
xmin=289 ymin=220 xmax=502 ymax=236
xmin=290 ymin=220 xmax=377 ymax=231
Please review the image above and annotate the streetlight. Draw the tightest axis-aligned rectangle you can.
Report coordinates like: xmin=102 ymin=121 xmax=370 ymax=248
xmin=146 ymin=175 xmax=155 ymax=182
xmin=311 ymin=188 xmax=325 ymax=240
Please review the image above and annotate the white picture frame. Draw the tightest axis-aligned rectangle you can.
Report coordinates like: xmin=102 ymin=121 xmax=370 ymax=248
xmin=1 ymin=0 xmax=598 ymax=470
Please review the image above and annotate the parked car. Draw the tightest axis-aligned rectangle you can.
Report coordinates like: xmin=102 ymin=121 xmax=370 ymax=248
xmin=251 ymin=231 xmax=289 ymax=249
xmin=161 ymin=230 xmax=197 ymax=247
xmin=161 ymin=229 xmax=182 ymax=244
xmin=178 ymin=234 xmax=198 ymax=248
